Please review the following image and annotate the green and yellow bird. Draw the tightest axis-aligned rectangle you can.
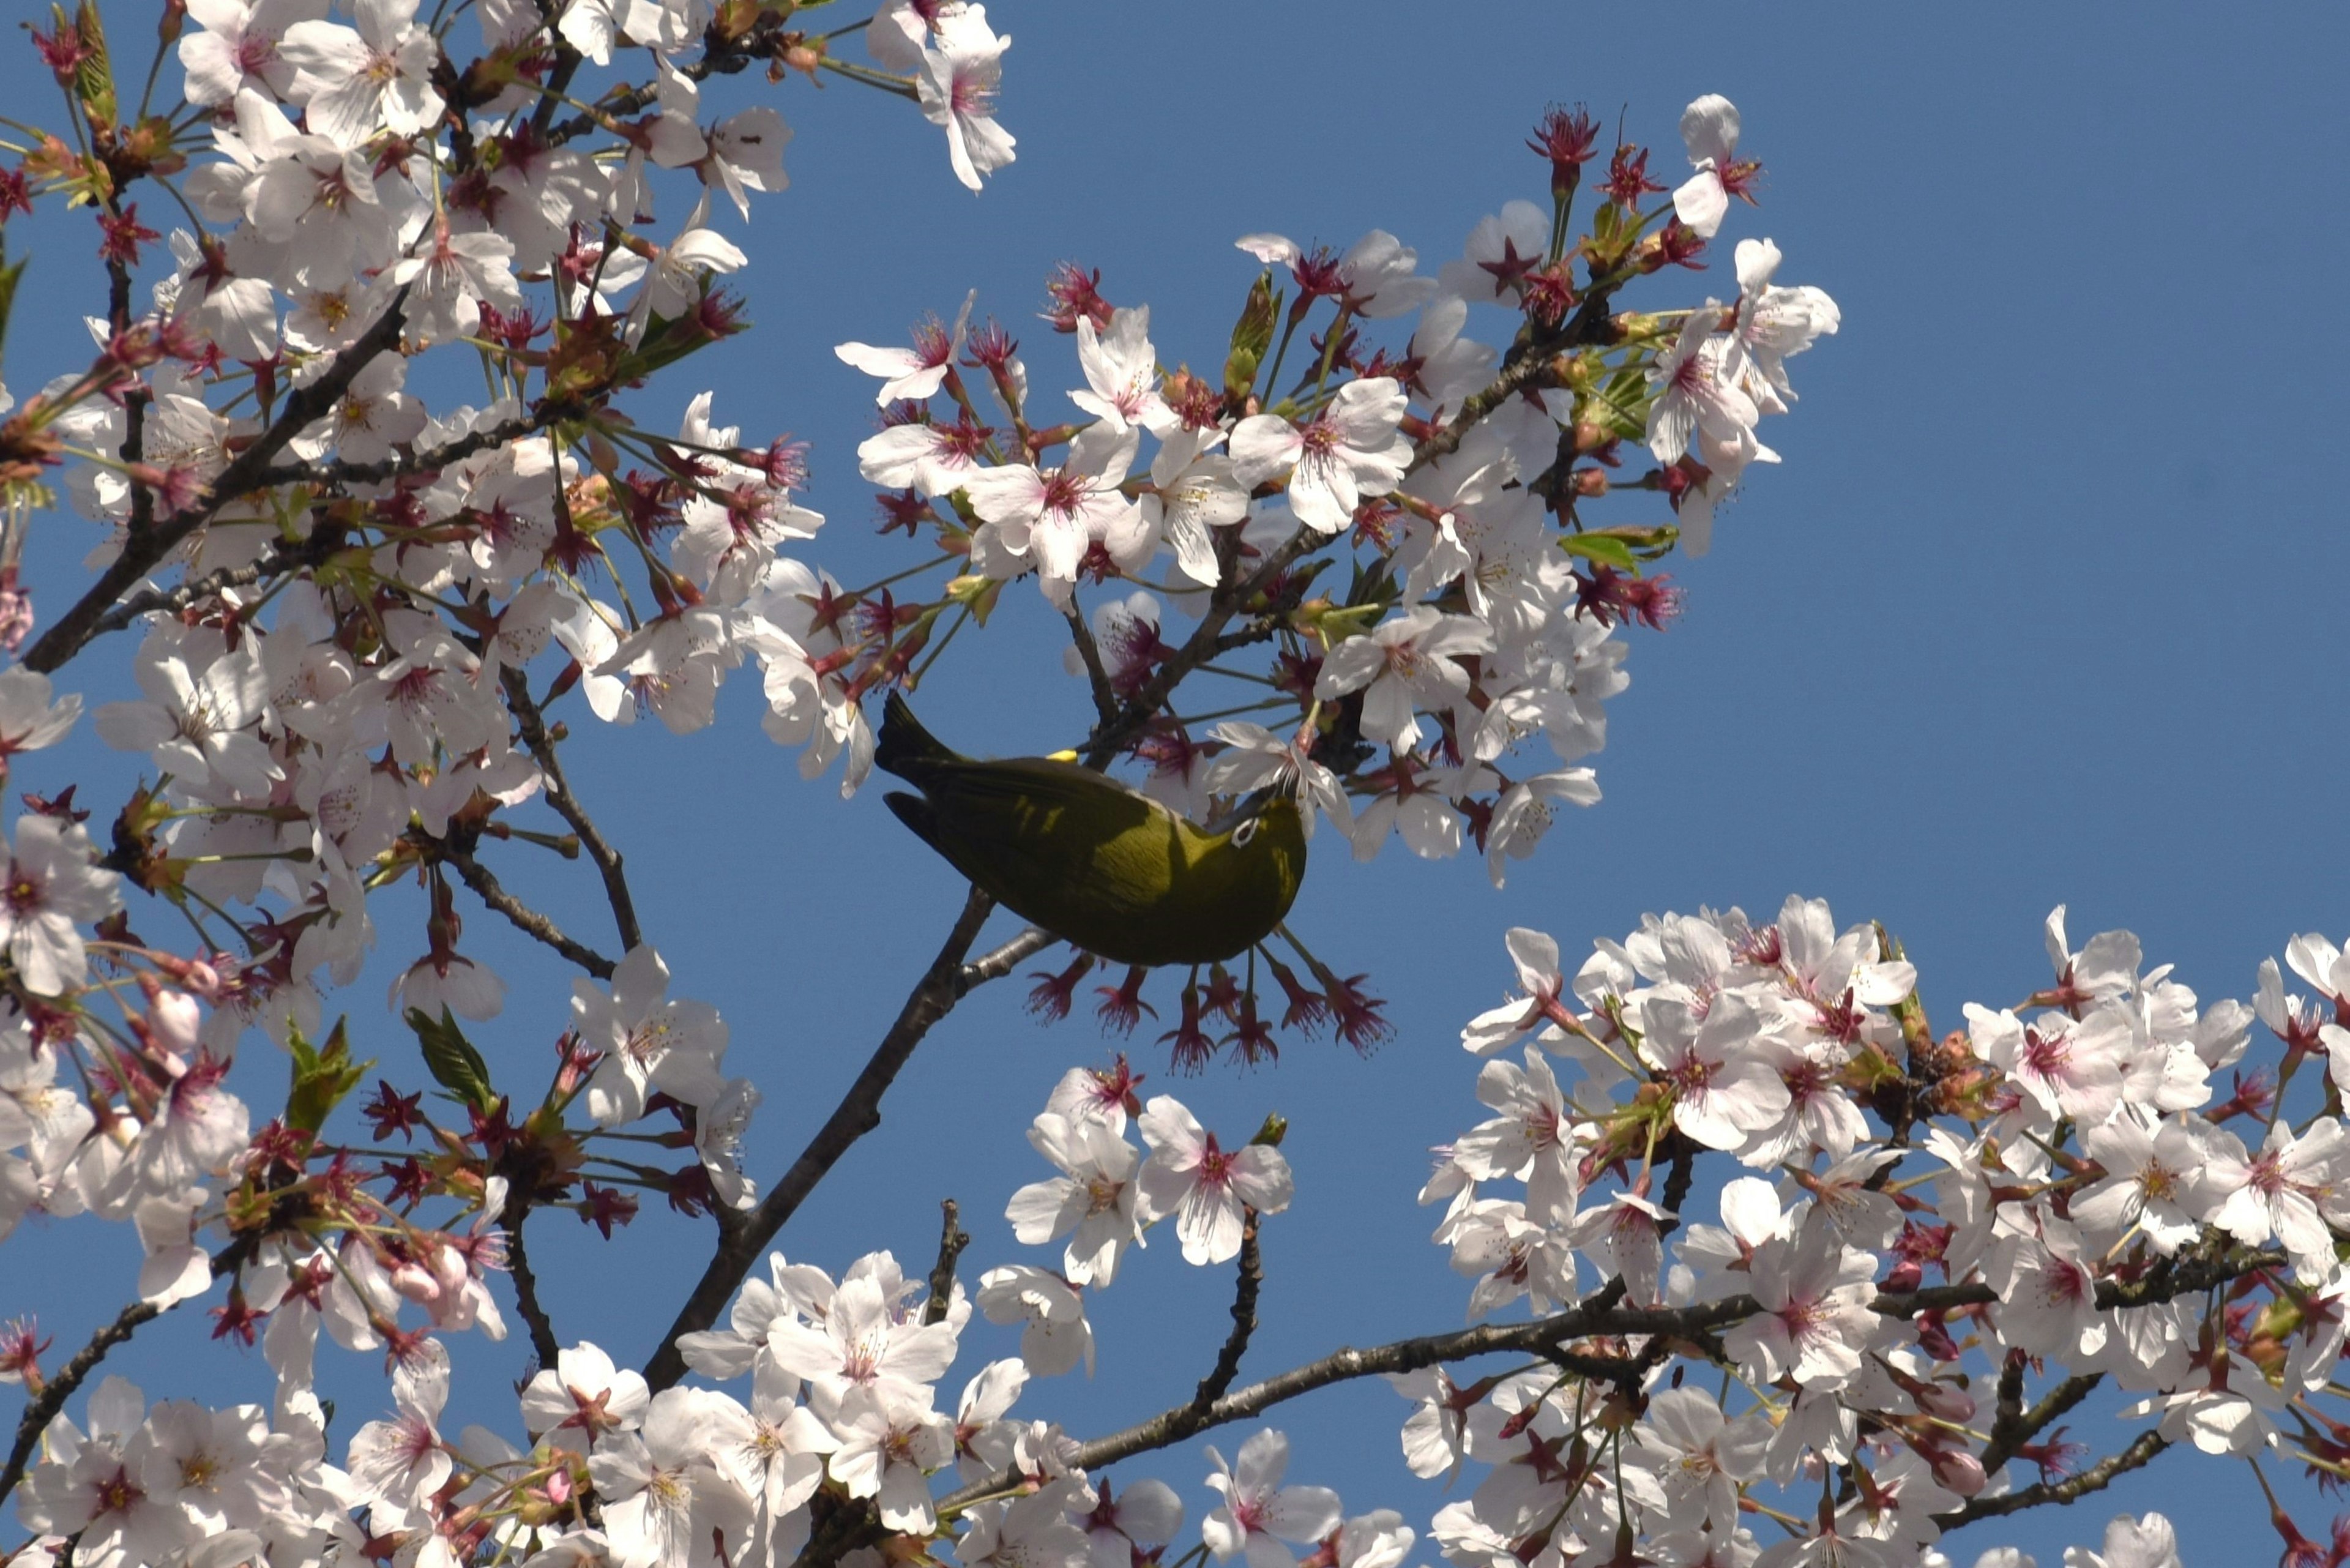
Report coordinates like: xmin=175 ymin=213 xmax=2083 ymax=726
xmin=875 ymin=693 xmax=1306 ymax=969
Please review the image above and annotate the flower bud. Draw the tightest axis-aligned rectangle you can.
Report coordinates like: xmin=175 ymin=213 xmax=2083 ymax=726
xmin=148 ymin=988 xmax=202 ymax=1056
xmin=1927 ymin=1447 xmax=1985 ymax=1496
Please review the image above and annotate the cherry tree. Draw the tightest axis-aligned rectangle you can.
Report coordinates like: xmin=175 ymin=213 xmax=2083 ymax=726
xmin=0 ymin=6 xmax=2327 ymax=1568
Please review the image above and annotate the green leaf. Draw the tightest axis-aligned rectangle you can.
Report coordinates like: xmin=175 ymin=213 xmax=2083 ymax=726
xmin=406 ymin=1006 xmax=496 ymax=1111
xmin=0 ymin=237 xmax=24 ymax=379
xmin=286 ymin=1017 xmax=373 ymax=1134
xmin=1559 ymin=532 xmax=1639 ymax=572
xmin=1577 ymin=370 xmax=1650 ymax=442
xmin=70 ymin=2 xmax=116 ymax=130
xmin=943 ymin=572 xmax=1004 ymax=627
xmin=1223 ymin=271 xmax=1279 ymax=405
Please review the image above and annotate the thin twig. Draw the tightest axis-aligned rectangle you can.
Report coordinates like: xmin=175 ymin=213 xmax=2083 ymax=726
xmin=1082 ymin=532 xmax=1315 ymax=768
xmin=641 ymin=887 xmax=1001 ymax=1392
xmin=1935 ymin=1430 xmax=2171 ymax=1528
xmin=539 ymin=15 xmax=803 ymax=151
xmin=442 ymin=837 xmax=617 ymax=980
xmin=958 ymin=927 xmax=1056 ymax=993
xmin=85 ymin=528 xmax=327 ymax=643
xmin=501 ymin=667 xmax=644 ymax=953
xmin=1062 ymin=600 xmax=1119 ymax=728
xmin=924 ymin=1200 xmax=970 ymax=1326
xmin=24 ymin=294 xmax=412 ymax=676
xmin=1190 ymin=1209 xmax=1262 ymax=1411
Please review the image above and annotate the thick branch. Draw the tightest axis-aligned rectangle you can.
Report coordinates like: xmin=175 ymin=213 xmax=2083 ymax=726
xmin=0 ymin=1239 xmax=251 ymax=1510
xmin=442 ymin=837 xmax=617 ymax=979
xmin=246 ymin=403 xmax=569 ymax=491
xmin=934 ymin=1247 xmax=2278 ymax=1515
xmin=1082 ymin=533 xmax=1315 ymax=768
xmin=500 ymin=1185 xmax=564 ymax=1374
xmin=1936 ymin=1430 xmax=2172 ymax=1528
xmin=641 ymin=887 xmax=1000 ymax=1392
xmin=501 ymin=667 xmax=644 ymax=953
xmin=1977 ymin=1370 xmax=2100 ymax=1483
xmin=24 ymin=295 xmax=411 ymax=675
xmin=1191 ymin=1210 xmax=1262 ymax=1412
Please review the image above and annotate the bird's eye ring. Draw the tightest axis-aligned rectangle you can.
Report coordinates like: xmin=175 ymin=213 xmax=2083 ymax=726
xmin=1231 ymin=818 xmax=1259 ymax=848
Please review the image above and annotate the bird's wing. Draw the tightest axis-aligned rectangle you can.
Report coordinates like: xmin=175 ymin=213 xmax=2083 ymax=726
xmin=927 ymin=756 xmax=1174 ymax=824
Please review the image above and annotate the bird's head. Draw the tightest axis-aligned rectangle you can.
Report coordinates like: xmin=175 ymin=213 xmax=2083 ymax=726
xmin=1215 ymin=780 xmax=1307 ymax=864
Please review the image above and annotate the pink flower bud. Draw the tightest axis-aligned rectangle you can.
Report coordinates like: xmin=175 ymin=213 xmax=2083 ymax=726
xmin=148 ymin=990 xmax=202 ymax=1056
xmin=1928 ymin=1448 xmax=1986 ymax=1496
xmin=1913 ymin=1381 xmax=1975 ymax=1423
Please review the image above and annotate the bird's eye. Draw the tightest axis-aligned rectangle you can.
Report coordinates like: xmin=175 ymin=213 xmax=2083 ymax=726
xmin=1231 ymin=818 xmax=1259 ymax=848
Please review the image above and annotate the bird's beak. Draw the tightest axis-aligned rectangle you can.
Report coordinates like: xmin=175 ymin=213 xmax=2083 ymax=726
xmin=1203 ymin=785 xmax=1280 ymax=834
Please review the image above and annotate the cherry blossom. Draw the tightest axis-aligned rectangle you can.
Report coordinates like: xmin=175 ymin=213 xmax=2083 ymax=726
xmin=0 ymin=815 xmax=121 ymax=995
xmin=1312 ymin=607 xmax=1494 ymax=755
xmin=920 ymin=10 xmax=1018 ymax=192
xmin=1202 ymin=1430 xmax=1343 ymax=1568
xmin=1229 ymin=378 xmax=1413 ymax=535
xmin=1136 ymin=1097 xmax=1294 ymax=1266
xmin=278 ymin=0 xmax=445 ymax=146
xmin=1007 ymin=1111 xmax=1146 ymax=1285
xmin=1671 ymin=94 xmax=1756 ymax=240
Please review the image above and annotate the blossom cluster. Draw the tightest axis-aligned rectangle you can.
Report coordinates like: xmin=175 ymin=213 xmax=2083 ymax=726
xmin=4 ymin=1064 xmax=1305 ymax=1568
xmin=831 ymin=94 xmax=1838 ymax=903
xmin=1382 ymin=900 xmax=2350 ymax=1566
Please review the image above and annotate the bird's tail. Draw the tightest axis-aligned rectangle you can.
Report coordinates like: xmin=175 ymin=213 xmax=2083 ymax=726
xmin=875 ymin=691 xmax=957 ymax=783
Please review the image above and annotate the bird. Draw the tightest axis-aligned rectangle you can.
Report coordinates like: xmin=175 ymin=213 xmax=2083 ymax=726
xmin=874 ymin=692 xmax=1307 ymax=969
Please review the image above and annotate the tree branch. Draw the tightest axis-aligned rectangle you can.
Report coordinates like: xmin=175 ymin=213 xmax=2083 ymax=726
xmin=1190 ymin=1209 xmax=1262 ymax=1413
xmin=501 ymin=667 xmax=644 ymax=954
xmin=81 ymin=515 xmax=346 ymax=644
xmin=933 ymin=1246 xmax=2281 ymax=1518
xmin=1977 ymin=1370 xmax=2100 ymax=1484
xmin=641 ymin=887 xmax=1001 ymax=1392
xmin=924 ymin=1200 xmax=970 ymax=1326
xmin=958 ymin=927 xmax=1056 ymax=993
xmin=24 ymin=294 xmax=411 ymax=676
xmin=1936 ymin=1430 xmax=2172 ymax=1529
xmin=1082 ymin=532 xmax=1316 ymax=769
xmin=500 ymin=1184 xmax=564 ymax=1375
xmin=540 ymin=15 xmax=802 ymax=151
xmin=441 ymin=836 xmax=617 ymax=980
xmin=245 ymin=403 xmax=572 ymax=491
xmin=1062 ymin=600 xmax=1119 ymax=728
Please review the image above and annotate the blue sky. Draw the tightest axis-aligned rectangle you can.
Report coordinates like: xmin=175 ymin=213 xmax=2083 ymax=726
xmin=3 ymin=3 xmax=2347 ymax=1563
